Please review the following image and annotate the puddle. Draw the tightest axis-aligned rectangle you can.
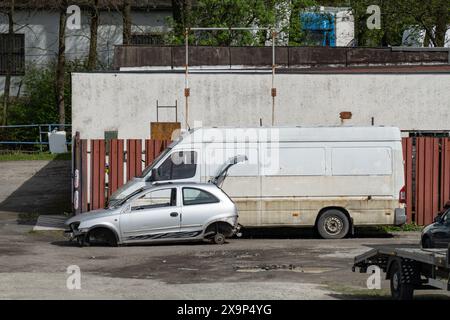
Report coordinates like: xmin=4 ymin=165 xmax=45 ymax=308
xmin=235 ymin=264 xmax=336 ymax=274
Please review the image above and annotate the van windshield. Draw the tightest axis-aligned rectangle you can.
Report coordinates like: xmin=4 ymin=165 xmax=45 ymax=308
xmin=139 ymin=148 xmax=171 ymax=179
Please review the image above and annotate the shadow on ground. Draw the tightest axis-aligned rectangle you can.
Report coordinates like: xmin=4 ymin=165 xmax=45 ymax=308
xmin=0 ymin=159 xmax=71 ymax=218
xmin=241 ymin=227 xmax=393 ymax=239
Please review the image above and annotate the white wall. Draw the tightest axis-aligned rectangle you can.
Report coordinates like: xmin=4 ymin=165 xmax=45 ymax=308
xmin=72 ymin=71 xmax=450 ymax=139
xmin=0 ymin=9 xmax=171 ymax=95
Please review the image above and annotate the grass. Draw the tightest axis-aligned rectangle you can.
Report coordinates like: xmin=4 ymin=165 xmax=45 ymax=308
xmin=0 ymin=151 xmax=71 ymax=161
xmin=379 ymin=223 xmax=424 ymax=232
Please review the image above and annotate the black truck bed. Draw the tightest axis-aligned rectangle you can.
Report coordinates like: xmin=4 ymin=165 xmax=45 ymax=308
xmin=354 ymin=247 xmax=449 ymax=270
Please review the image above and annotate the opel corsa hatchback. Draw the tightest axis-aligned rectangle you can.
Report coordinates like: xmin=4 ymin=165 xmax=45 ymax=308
xmin=65 ymin=183 xmax=239 ymax=247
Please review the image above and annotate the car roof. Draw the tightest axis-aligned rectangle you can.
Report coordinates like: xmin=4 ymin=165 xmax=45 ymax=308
xmin=142 ymin=182 xmax=217 ymax=190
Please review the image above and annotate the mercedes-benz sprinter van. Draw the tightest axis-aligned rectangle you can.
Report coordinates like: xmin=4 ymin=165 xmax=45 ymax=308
xmin=109 ymin=126 xmax=406 ymax=239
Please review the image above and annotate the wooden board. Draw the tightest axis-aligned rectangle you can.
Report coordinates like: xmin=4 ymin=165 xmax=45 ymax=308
xmin=151 ymin=122 xmax=181 ymax=140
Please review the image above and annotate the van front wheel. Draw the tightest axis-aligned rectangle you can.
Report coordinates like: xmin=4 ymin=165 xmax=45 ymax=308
xmin=317 ymin=210 xmax=350 ymax=239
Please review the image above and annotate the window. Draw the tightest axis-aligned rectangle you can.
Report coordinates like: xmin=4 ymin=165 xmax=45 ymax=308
xmin=0 ymin=34 xmax=25 ymax=76
xmin=183 ymin=188 xmax=219 ymax=206
xmin=131 ymin=188 xmax=176 ymax=211
xmin=156 ymin=151 xmax=197 ymax=181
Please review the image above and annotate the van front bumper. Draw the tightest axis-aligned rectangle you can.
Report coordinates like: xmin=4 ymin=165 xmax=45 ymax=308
xmin=394 ymin=208 xmax=407 ymax=226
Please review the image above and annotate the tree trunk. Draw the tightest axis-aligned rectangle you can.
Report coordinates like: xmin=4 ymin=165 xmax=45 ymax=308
xmin=434 ymin=0 xmax=449 ymax=47
xmin=56 ymin=6 xmax=67 ymax=130
xmin=87 ymin=0 xmax=99 ymax=70
xmin=172 ymin=0 xmax=192 ymax=35
xmin=122 ymin=0 xmax=132 ymax=44
xmin=2 ymin=3 xmax=14 ymax=126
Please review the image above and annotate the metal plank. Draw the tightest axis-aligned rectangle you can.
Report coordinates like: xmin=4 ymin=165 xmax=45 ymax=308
xmin=442 ymin=138 xmax=450 ymax=210
xmin=416 ymin=137 xmax=425 ymax=225
xmin=406 ymin=138 xmax=413 ymax=222
xmin=90 ymin=140 xmax=106 ymax=210
xmin=81 ymin=139 xmax=88 ymax=213
xmin=424 ymin=138 xmax=433 ymax=225
xmin=108 ymin=139 xmax=124 ymax=197
xmin=145 ymin=139 xmax=156 ymax=167
xmin=127 ymin=139 xmax=143 ymax=181
xmin=431 ymin=138 xmax=440 ymax=223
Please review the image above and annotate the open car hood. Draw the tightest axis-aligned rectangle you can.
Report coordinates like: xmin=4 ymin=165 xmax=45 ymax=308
xmin=210 ymin=155 xmax=248 ymax=187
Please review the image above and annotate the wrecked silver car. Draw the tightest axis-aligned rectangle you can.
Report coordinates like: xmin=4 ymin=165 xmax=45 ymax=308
xmin=65 ymin=183 xmax=239 ymax=247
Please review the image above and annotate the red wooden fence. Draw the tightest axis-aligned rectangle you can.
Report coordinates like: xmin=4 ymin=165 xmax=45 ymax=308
xmin=73 ymin=135 xmax=450 ymax=225
xmin=73 ymin=136 xmax=170 ymax=214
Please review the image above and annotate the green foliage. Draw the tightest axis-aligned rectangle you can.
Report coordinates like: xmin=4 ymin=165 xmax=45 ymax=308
xmin=0 ymin=60 xmax=87 ymax=150
xmin=0 ymin=151 xmax=71 ymax=161
xmin=8 ymin=60 xmax=87 ymax=125
xmin=329 ymin=0 xmax=450 ymax=47
xmin=167 ymin=0 xmax=317 ymax=46
xmin=380 ymin=223 xmax=423 ymax=232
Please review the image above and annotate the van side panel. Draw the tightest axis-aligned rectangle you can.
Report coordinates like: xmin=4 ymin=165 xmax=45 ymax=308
xmin=185 ymin=127 xmax=405 ymax=228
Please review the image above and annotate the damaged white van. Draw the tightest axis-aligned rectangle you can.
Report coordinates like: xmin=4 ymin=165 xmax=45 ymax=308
xmin=109 ymin=126 xmax=406 ymax=239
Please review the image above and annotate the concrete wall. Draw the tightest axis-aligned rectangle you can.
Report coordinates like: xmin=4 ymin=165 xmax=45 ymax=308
xmin=72 ymin=71 xmax=450 ymax=139
xmin=0 ymin=9 xmax=171 ymax=95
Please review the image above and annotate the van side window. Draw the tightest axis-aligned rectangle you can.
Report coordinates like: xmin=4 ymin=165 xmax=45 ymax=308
xmin=157 ymin=151 xmax=197 ymax=181
xmin=183 ymin=188 xmax=219 ymax=206
xmin=131 ymin=188 xmax=176 ymax=211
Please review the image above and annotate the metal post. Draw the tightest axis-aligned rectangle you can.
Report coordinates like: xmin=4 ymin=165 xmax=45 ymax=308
xmin=184 ymin=28 xmax=190 ymax=129
xmin=271 ymin=29 xmax=277 ymax=126
xmin=38 ymin=125 xmax=43 ymax=152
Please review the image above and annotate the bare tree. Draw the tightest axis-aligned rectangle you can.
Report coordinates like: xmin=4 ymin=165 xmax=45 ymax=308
xmin=1 ymin=0 xmax=15 ymax=126
xmin=87 ymin=0 xmax=100 ymax=70
xmin=56 ymin=0 xmax=68 ymax=130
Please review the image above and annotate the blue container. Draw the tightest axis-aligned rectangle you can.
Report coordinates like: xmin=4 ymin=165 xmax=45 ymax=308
xmin=300 ymin=12 xmax=336 ymax=47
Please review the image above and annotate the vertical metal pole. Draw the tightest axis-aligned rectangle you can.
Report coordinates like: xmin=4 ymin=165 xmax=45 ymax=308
xmin=271 ymin=30 xmax=277 ymax=126
xmin=38 ymin=125 xmax=43 ymax=152
xmin=185 ymin=28 xmax=190 ymax=129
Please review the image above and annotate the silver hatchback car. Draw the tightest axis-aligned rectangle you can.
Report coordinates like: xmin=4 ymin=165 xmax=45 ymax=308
xmin=65 ymin=183 xmax=239 ymax=246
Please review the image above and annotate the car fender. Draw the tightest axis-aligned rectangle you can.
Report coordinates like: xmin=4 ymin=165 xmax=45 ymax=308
xmin=79 ymin=221 xmax=121 ymax=241
xmin=203 ymin=215 xmax=237 ymax=235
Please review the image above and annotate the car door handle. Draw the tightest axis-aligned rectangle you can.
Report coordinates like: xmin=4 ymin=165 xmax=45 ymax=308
xmin=170 ymin=212 xmax=179 ymax=217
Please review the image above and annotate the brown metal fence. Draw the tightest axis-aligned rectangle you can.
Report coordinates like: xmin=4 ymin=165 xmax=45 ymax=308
xmin=72 ymin=133 xmax=170 ymax=214
xmin=403 ymin=137 xmax=450 ymax=225
xmin=73 ymin=134 xmax=450 ymax=225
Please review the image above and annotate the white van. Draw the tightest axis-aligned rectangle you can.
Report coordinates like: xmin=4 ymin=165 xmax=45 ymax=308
xmin=109 ymin=126 xmax=406 ymax=239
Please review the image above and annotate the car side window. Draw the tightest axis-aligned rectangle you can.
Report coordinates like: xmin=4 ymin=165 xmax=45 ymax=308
xmin=156 ymin=151 xmax=197 ymax=181
xmin=183 ymin=188 xmax=219 ymax=206
xmin=131 ymin=188 xmax=176 ymax=211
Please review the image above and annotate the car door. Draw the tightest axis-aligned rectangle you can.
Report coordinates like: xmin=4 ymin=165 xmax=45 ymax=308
xmin=180 ymin=187 xmax=222 ymax=234
xmin=119 ymin=188 xmax=181 ymax=241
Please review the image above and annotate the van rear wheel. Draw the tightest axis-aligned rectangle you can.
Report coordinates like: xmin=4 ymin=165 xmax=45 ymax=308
xmin=317 ymin=210 xmax=350 ymax=239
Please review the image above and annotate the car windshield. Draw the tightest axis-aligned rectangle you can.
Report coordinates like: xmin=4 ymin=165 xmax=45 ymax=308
xmin=139 ymin=148 xmax=171 ymax=179
xmin=113 ymin=188 xmax=144 ymax=208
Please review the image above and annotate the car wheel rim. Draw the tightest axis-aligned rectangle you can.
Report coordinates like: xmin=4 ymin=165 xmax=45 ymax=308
xmin=324 ymin=216 xmax=343 ymax=235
